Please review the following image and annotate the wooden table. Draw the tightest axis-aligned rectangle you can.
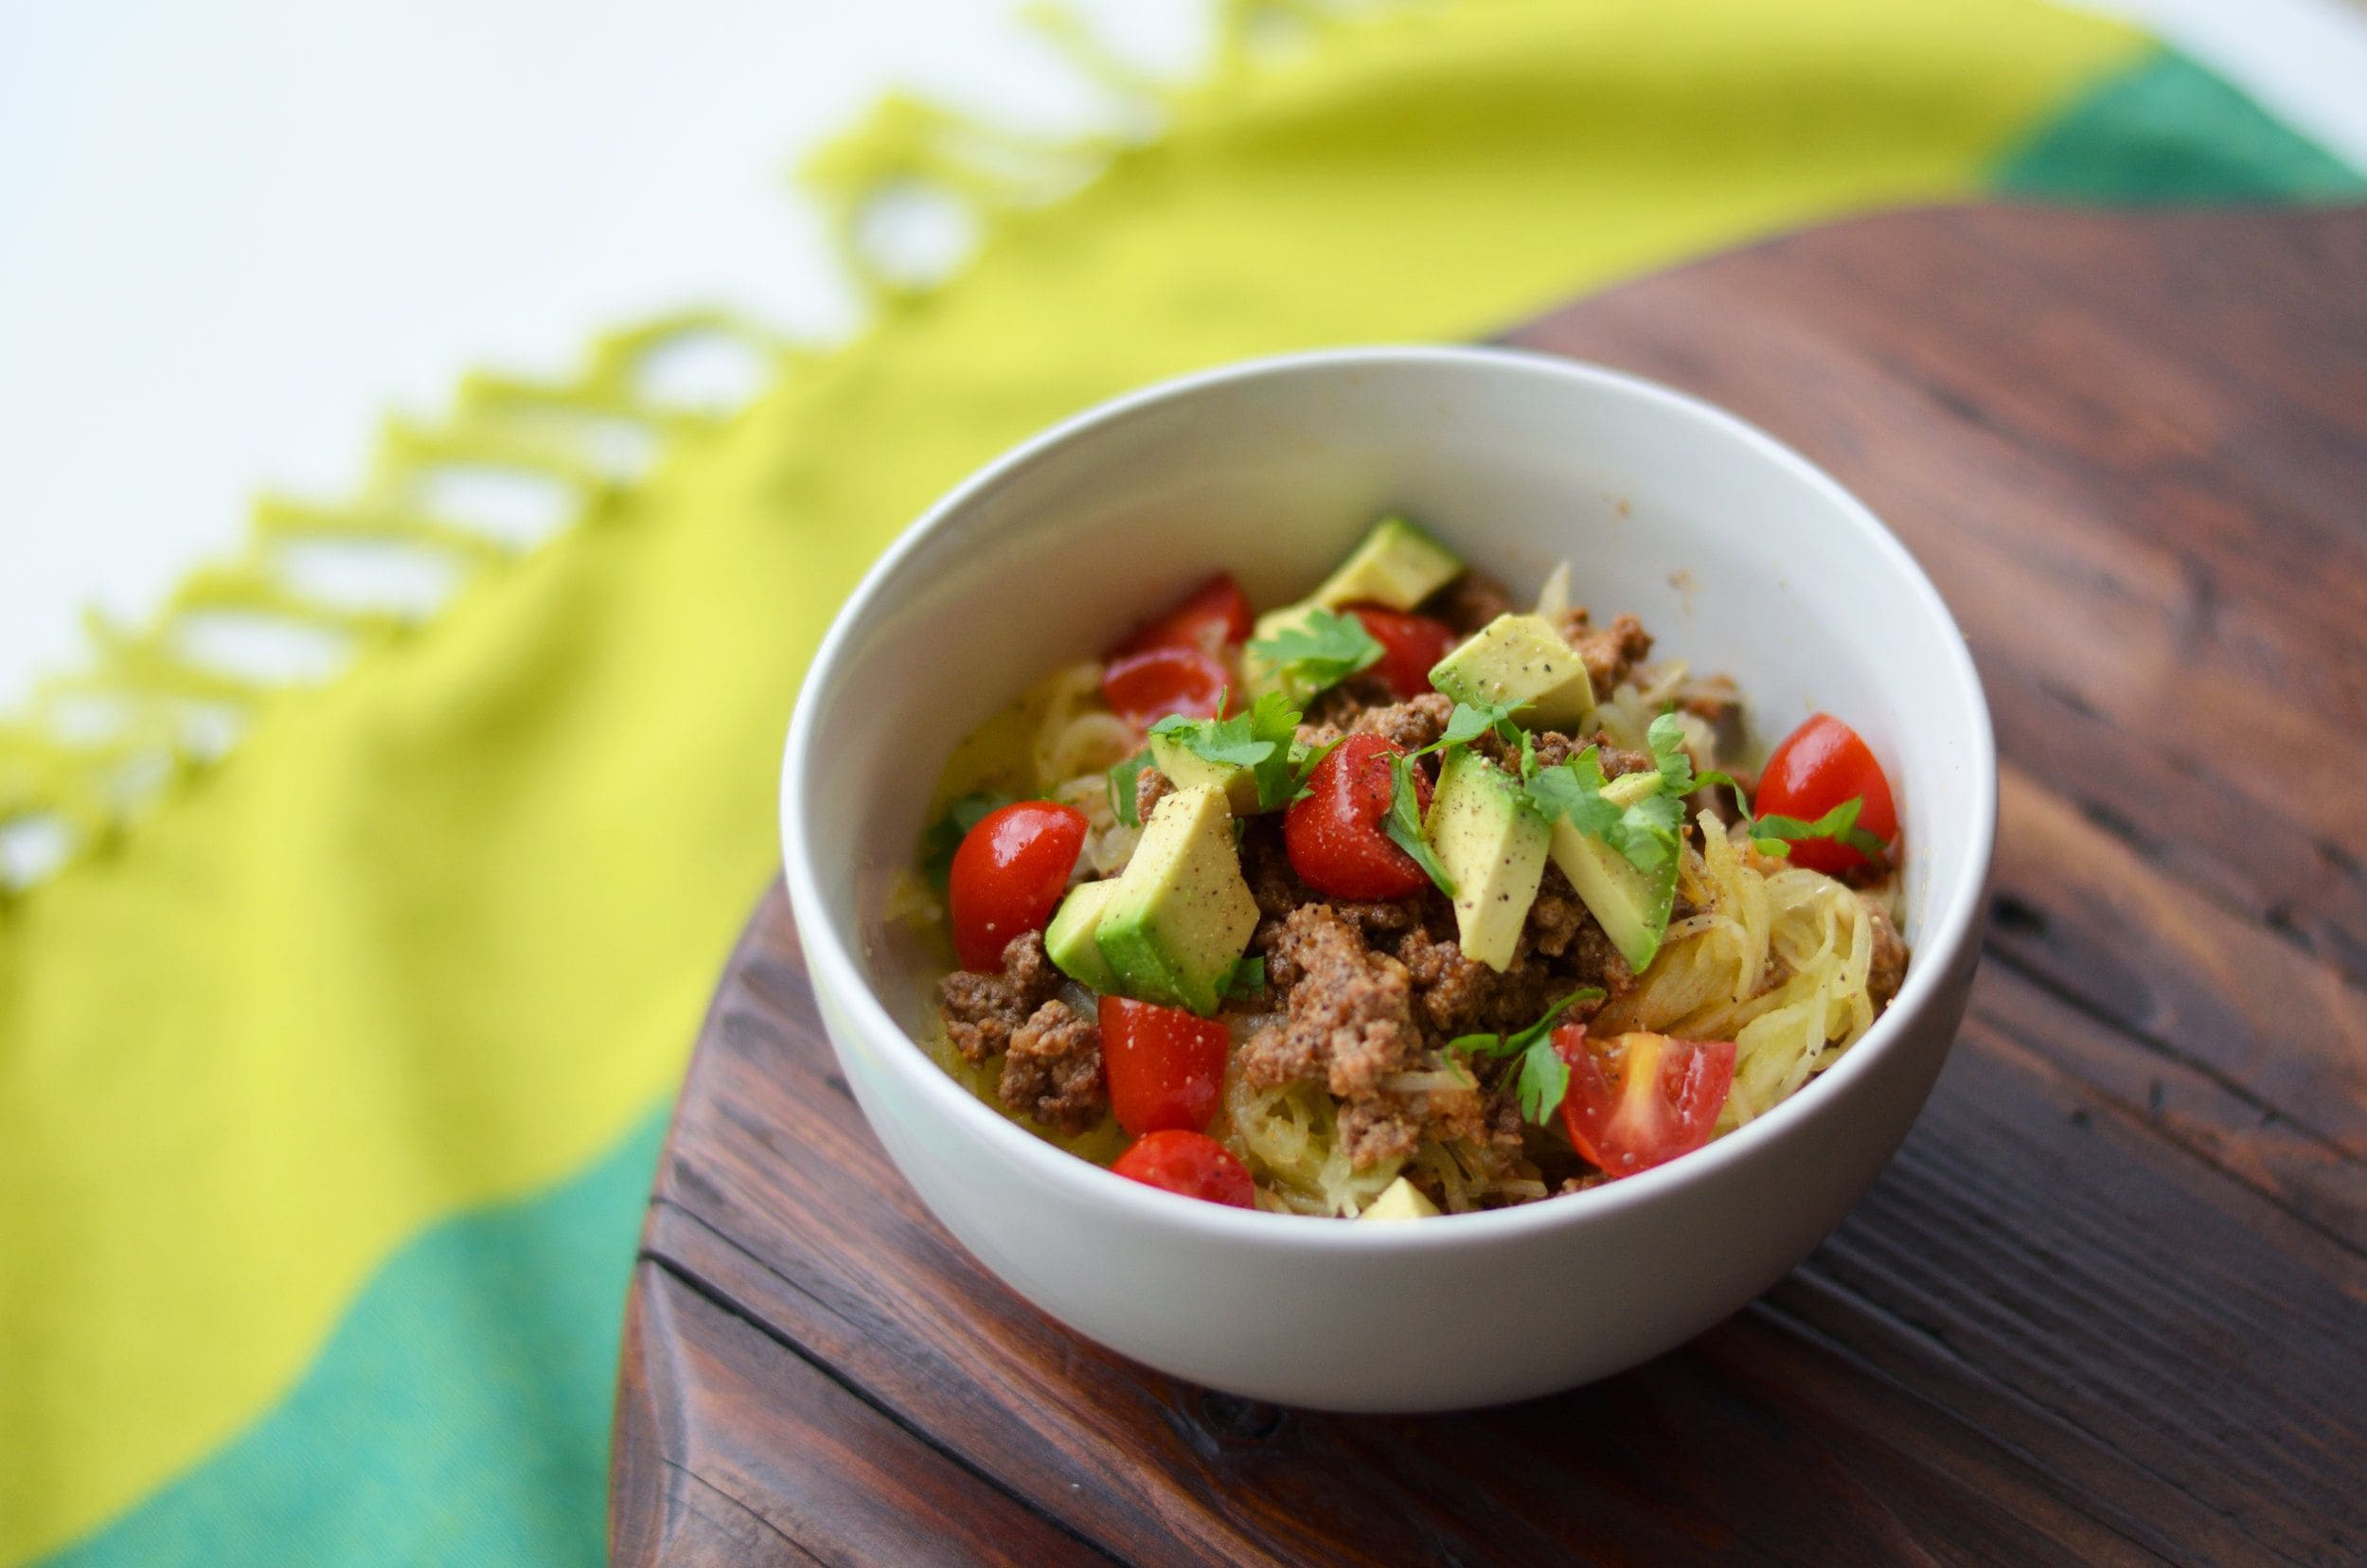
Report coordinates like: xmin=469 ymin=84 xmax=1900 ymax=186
xmin=611 ymin=205 xmax=2367 ymax=1566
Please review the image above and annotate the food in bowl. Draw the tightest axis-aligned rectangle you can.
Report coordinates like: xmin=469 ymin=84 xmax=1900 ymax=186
xmin=909 ymin=516 xmax=1908 ymax=1219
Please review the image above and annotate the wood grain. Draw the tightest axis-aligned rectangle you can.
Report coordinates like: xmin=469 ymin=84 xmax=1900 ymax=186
xmin=613 ymin=205 xmax=2367 ymax=1566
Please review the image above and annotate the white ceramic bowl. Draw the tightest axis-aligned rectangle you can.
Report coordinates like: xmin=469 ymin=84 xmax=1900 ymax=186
xmin=781 ymin=347 xmax=1995 ymax=1413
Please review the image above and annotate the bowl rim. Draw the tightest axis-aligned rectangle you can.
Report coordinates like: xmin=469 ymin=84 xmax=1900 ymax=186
xmin=781 ymin=344 xmax=1997 ymax=1250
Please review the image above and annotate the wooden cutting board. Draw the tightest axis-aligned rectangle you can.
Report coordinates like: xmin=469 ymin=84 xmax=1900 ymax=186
xmin=610 ymin=205 xmax=2367 ymax=1567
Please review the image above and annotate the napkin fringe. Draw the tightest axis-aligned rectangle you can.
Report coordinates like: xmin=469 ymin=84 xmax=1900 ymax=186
xmin=0 ymin=0 xmax=1424 ymax=897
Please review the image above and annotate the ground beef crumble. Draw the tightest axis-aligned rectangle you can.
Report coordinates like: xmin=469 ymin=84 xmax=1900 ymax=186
xmin=1863 ymin=901 xmax=1909 ymax=1007
xmin=1337 ymin=1095 xmax=1423 ymax=1168
xmin=1135 ymin=763 xmax=1174 ymax=825
xmin=998 ymin=998 xmax=1106 ymax=1132
xmin=1239 ymin=904 xmax=1421 ymax=1101
xmin=1557 ymin=608 xmax=1653 ymax=693
xmin=1236 ymin=840 xmax=1635 ymax=1166
xmin=1350 ymin=691 xmax=1454 ymax=752
xmin=938 ymin=931 xmax=1060 ymax=1061
xmin=1475 ymin=727 xmax=1651 ymax=778
xmin=1298 ymin=673 xmax=1395 ymax=746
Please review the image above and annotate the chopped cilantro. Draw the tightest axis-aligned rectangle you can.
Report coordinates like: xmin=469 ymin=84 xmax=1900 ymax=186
xmin=1107 ymin=750 xmax=1151 ymax=828
xmin=1646 ymin=711 xmax=1698 ymax=796
xmin=919 ymin=791 xmax=1014 ymax=885
xmin=1753 ymin=795 xmax=1889 ymax=862
xmin=1432 ymin=699 xmax=1521 ymax=753
xmin=1148 ymin=690 xmax=1320 ymax=811
xmin=1524 ymin=746 xmax=1678 ymax=875
xmin=1383 ymin=751 xmax=1456 ymax=897
xmin=1446 ymin=988 xmax=1605 ymax=1123
xmin=1246 ymin=608 xmax=1383 ymax=697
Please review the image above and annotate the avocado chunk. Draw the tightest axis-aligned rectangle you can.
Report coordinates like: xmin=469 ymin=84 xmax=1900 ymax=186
xmin=1241 ymin=519 xmax=1462 ymax=703
xmin=1428 ymin=614 xmax=1596 ymax=729
xmin=1044 ymin=880 xmax=1124 ymax=991
xmin=1548 ymin=819 xmax=1679 ymax=973
xmin=1093 ymin=784 xmax=1260 ymax=1014
xmin=1425 ymin=749 xmax=1549 ymax=972
xmin=1359 ymin=1176 xmax=1441 ymax=1221
xmin=1146 ymin=730 xmax=1261 ymax=817
xmin=1308 ymin=517 xmax=1464 ymax=611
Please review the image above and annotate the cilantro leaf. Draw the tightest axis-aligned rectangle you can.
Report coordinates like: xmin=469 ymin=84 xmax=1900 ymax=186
xmin=1620 ymin=789 xmax=1686 ymax=852
xmin=1246 ymin=609 xmax=1383 ymax=697
xmin=1107 ymin=751 xmax=1150 ymax=828
xmin=1149 ymin=690 xmax=1316 ymax=811
xmin=1148 ymin=707 xmax=1272 ymax=769
xmin=1525 ymin=745 xmax=1688 ymax=877
xmin=1443 ymin=987 xmax=1605 ymax=1123
xmin=1432 ymin=699 xmax=1522 ymax=754
xmin=1383 ymin=752 xmax=1457 ymax=898
xmin=1525 ymin=747 xmax=1625 ymax=841
xmin=1512 ymin=1039 xmax=1571 ymax=1127
xmin=920 ymin=791 xmax=1014 ymax=885
xmin=1691 ymin=766 xmax=1752 ymax=818
xmin=1753 ymin=795 xmax=1889 ymax=862
xmin=1647 ymin=711 xmax=1698 ymax=797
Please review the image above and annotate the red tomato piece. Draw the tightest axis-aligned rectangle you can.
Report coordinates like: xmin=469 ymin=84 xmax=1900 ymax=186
xmin=1754 ymin=713 xmax=1899 ymax=877
xmin=1100 ymin=996 xmax=1230 ymax=1136
xmin=1102 ymin=646 xmax=1232 ymax=729
xmin=1345 ymin=605 xmax=1460 ymax=700
xmin=948 ymin=801 xmax=1088 ymax=971
xmin=1555 ymin=1025 xmax=1736 ymax=1179
xmin=1111 ymin=1130 xmax=1255 ymax=1207
xmin=1282 ymin=733 xmax=1432 ymax=900
xmin=1107 ymin=572 xmax=1255 ymax=660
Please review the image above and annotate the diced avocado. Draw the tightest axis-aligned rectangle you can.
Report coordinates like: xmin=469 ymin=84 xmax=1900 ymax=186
xmin=1147 ymin=730 xmax=1260 ymax=816
xmin=1548 ymin=819 xmax=1679 ymax=973
xmin=1044 ymin=880 xmax=1124 ymax=991
xmin=1242 ymin=520 xmax=1461 ymax=702
xmin=1093 ymin=784 xmax=1261 ymax=1014
xmin=1428 ymin=614 xmax=1596 ymax=729
xmin=1425 ymin=749 xmax=1549 ymax=972
xmin=1238 ymin=602 xmax=1325 ymax=705
xmin=1359 ymin=1176 xmax=1441 ymax=1221
xmin=1308 ymin=517 xmax=1464 ymax=612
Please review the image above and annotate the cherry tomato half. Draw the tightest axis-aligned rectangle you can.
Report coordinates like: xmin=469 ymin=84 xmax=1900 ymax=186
xmin=1346 ymin=605 xmax=1460 ymax=700
xmin=948 ymin=801 xmax=1088 ymax=971
xmin=1100 ymin=996 xmax=1230 ymax=1136
xmin=1107 ymin=572 xmax=1255 ymax=661
xmin=1555 ymin=1025 xmax=1736 ymax=1179
xmin=1102 ymin=646 xmax=1232 ymax=729
xmin=1283 ymin=733 xmax=1432 ymax=900
xmin=1755 ymin=713 xmax=1899 ymax=878
xmin=1111 ymin=1129 xmax=1255 ymax=1207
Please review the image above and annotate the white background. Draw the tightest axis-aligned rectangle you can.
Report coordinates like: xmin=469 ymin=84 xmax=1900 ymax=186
xmin=3 ymin=0 xmax=2363 ymax=708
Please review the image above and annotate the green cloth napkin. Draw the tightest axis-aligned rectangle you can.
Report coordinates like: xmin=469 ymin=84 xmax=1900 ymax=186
xmin=2 ymin=1 xmax=2356 ymax=1561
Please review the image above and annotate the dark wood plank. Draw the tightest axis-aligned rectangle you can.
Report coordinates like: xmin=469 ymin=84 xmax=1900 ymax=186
xmin=615 ymin=205 xmax=2367 ymax=1566
xmin=613 ymin=1251 xmax=1115 ymax=1568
